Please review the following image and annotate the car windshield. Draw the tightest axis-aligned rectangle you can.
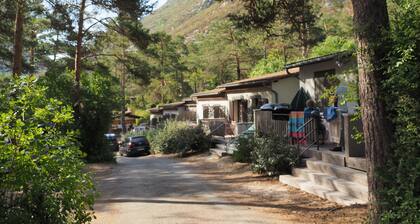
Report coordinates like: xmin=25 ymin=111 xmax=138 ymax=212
xmin=131 ymin=136 xmax=146 ymax=142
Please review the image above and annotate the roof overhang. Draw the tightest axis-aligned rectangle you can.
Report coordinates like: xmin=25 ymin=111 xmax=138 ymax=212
xmin=191 ymin=88 xmax=226 ymax=98
xmin=285 ymin=51 xmax=353 ymax=69
xmin=218 ymin=68 xmax=300 ymax=89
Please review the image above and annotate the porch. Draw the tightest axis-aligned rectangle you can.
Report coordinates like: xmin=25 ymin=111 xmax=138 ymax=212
xmin=252 ymin=109 xmax=368 ymax=205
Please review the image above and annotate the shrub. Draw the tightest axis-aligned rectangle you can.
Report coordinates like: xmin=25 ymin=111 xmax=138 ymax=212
xmin=150 ymin=120 xmax=210 ymax=156
xmin=232 ymin=135 xmax=256 ymax=163
xmin=0 ymin=76 xmax=95 ymax=224
xmin=379 ymin=1 xmax=420 ymax=222
xmin=251 ymin=135 xmax=299 ymax=176
xmin=250 ymin=51 xmax=285 ymax=77
xmin=310 ymin=36 xmax=355 ymax=57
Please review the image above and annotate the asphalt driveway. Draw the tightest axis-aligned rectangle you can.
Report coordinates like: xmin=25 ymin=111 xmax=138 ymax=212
xmin=92 ymin=155 xmax=293 ymax=224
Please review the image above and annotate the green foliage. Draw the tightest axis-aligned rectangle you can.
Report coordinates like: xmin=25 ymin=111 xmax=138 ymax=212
xmin=232 ymin=135 xmax=255 ymax=163
xmin=0 ymin=76 xmax=95 ymax=224
xmin=316 ymin=0 xmax=353 ymax=38
xmin=319 ymin=74 xmax=341 ymax=105
xmin=233 ymin=134 xmax=299 ymax=176
xmin=134 ymin=109 xmax=151 ymax=125
xmin=310 ymin=36 xmax=355 ymax=58
xmin=233 ymin=133 xmax=299 ymax=175
xmin=251 ymin=135 xmax=299 ymax=176
xmin=186 ymin=19 xmax=265 ymax=84
xmin=41 ymin=70 xmax=121 ymax=162
xmin=149 ymin=121 xmax=210 ymax=156
xmin=250 ymin=52 xmax=285 ymax=77
xmin=79 ymin=71 xmax=121 ymax=162
xmin=380 ymin=0 xmax=420 ymax=223
xmin=318 ymin=68 xmax=363 ymax=143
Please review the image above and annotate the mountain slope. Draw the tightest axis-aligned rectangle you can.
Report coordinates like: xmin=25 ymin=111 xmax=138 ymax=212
xmin=143 ymin=0 xmax=242 ymax=38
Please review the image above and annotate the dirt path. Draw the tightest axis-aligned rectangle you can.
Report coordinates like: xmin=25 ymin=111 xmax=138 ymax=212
xmin=91 ymin=154 xmax=367 ymax=224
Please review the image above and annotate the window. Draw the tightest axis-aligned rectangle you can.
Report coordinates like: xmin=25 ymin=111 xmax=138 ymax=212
xmin=213 ymin=106 xmax=226 ymax=119
xmin=239 ymin=100 xmax=248 ymax=122
xmin=203 ymin=106 xmax=210 ymax=119
xmin=203 ymin=105 xmax=225 ymax=119
xmin=251 ymin=98 xmax=268 ymax=109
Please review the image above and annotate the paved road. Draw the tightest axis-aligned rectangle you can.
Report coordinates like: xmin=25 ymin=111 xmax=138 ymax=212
xmin=93 ymin=155 xmax=293 ymax=224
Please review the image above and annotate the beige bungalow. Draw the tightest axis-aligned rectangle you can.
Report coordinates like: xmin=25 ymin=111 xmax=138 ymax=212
xmin=191 ymin=88 xmax=228 ymax=135
xmin=217 ymin=68 xmax=300 ymax=135
xmin=149 ymin=98 xmax=197 ymax=126
xmin=278 ymin=52 xmax=368 ymax=205
xmin=191 ymin=68 xmax=301 ymax=136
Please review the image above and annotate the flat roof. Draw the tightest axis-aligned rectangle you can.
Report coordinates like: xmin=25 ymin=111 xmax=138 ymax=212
xmin=149 ymin=107 xmax=162 ymax=113
xmin=285 ymin=51 xmax=353 ymax=69
xmin=161 ymin=101 xmax=186 ymax=110
xmin=190 ymin=88 xmax=226 ymax=98
xmin=217 ymin=67 xmax=300 ymax=88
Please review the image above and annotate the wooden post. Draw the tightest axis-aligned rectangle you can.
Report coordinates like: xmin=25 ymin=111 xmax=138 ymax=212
xmin=12 ymin=0 xmax=24 ymax=76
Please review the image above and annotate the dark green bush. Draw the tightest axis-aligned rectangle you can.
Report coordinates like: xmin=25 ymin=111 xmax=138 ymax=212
xmin=232 ymin=135 xmax=256 ymax=163
xmin=380 ymin=1 xmax=420 ymax=223
xmin=251 ymin=135 xmax=299 ymax=176
xmin=0 ymin=77 xmax=95 ymax=224
xmin=41 ymin=71 xmax=120 ymax=162
xmin=150 ymin=121 xmax=210 ymax=156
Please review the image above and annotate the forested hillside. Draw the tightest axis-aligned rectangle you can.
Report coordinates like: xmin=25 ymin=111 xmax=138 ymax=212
xmin=135 ymin=0 xmax=355 ymax=109
xmin=142 ymin=0 xmax=242 ymax=39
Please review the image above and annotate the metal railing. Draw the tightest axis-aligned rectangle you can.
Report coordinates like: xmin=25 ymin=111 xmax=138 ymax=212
xmin=207 ymin=122 xmax=225 ymax=137
xmin=291 ymin=118 xmax=320 ymax=156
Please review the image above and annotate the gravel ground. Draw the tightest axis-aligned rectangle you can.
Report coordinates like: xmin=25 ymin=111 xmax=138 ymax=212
xmin=90 ymin=153 xmax=367 ymax=224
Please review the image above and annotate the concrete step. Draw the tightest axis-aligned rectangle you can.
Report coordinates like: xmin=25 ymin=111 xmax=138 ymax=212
xmin=321 ymin=150 xmax=345 ymax=166
xmin=216 ymin=143 xmax=226 ymax=150
xmin=346 ymin=157 xmax=367 ymax=171
xmin=279 ymin=175 xmax=367 ymax=206
xmin=306 ymin=160 xmax=367 ymax=186
xmin=210 ymin=148 xmax=228 ymax=157
xmin=211 ymin=136 xmax=227 ymax=144
xmin=292 ymin=168 xmax=368 ymax=201
xmin=225 ymin=143 xmax=237 ymax=155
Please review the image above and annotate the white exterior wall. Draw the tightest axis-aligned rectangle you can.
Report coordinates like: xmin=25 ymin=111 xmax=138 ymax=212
xmin=298 ymin=60 xmax=336 ymax=98
xmin=196 ymin=99 xmax=230 ymax=120
xmin=271 ymin=77 xmax=300 ymax=104
xmin=162 ymin=109 xmax=178 ymax=116
xmin=226 ymin=91 xmax=273 ymax=102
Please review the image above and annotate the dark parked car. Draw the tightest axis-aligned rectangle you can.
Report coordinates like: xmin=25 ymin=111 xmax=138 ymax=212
xmin=105 ymin=133 xmax=119 ymax=152
xmin=119 ymin=136 xmax=150 ymax=157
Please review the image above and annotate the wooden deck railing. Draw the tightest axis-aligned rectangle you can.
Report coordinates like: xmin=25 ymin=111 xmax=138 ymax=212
xmin=254 ymin=110 xmax=288 ymax=137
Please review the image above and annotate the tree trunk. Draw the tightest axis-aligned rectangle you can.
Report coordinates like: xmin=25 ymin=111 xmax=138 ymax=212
xmin=235 ymin=54 xmax=241 ymax=80
xmin=298 ymin=25 xmax=309 ymax=58
xmin=12 ymin=0 xmax=24 ymax=76
xmin=120 ymin=65 xmax=127 ymax=134
xmin=74 ymin=0 xmax=86 ymax=110
xmin=29 ymin=30 xmax=35 ymax=66
xmin=351 ymin=0 xmax=392 ymax=223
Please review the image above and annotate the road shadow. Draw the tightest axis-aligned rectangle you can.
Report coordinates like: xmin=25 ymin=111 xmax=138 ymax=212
xmin=95 ymin=198 xmax=352 ymax=213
